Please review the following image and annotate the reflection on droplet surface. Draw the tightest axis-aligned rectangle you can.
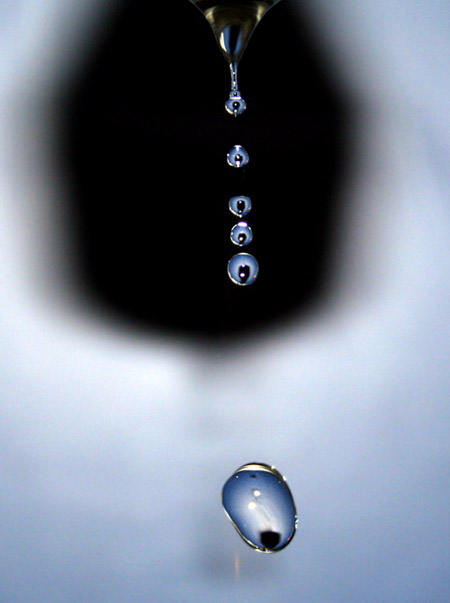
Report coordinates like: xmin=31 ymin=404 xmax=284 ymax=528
xmin=190 ymin=0 xmax=282 ymax=64
xmin=227 ymin=253 xmax=259 ymax=285
xmin=227 ymin=145 xmax=249 ymax=168
xmin=225 ymin=94 xmax=247 ymax=116
xmin=231 ymin=222 xmax=253 ymax=246
xmin=225 ymin=63 xmax=247 ymax=116
xmin=222 ymin=463 xmax=298 ymax=553
xmin=229 ymin=196 xmax=252 ymax=217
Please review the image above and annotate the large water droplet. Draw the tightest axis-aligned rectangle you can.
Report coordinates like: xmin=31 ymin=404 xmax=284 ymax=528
xmin=227 ymin=253 xmax=259 ymax=285
xmin=222 ymin=463 xmax=298 ymax=553
xmin=189 ymin=0 xmax=282 ymax=65
xmin=229 ymin=196 xmax=252 ymax=217
xmin=231 ymin=222 xmax=253 ymax=246
xmin=227 ymin=145 xmax=249 ymax=168
xmin=189 ymin=0 xmax=281 ymax=114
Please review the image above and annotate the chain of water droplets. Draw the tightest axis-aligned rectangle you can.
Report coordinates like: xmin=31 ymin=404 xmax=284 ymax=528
xmin=226 ymin=62 xmax=259 ymax=286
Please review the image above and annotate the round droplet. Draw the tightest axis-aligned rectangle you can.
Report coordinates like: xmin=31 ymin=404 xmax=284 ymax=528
xmin=227 ymin=145 xmax=249 ymax=168
xmin=229 ymin=196 xmax=252 ymax=218
xmin=231 ymin=222 xmax=253 ymax=246
xmin=225 ymin=95 xmax=247 ymax=116
xmin=222 ymin=463 xmax=298 ymax=553
xmin=227 ymin=253 xmax=259 ymax=285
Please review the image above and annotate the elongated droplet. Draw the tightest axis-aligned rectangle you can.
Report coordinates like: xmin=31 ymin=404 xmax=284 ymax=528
xmin=222 ymin=463 xmax=298 ymax=553
xmin=227 ymin=253 xmax=258 ymax=285
xmin=189 ymin=0 xmax=282 ymax=64
xmin=225 ymin=63 xmax=247 ymax=116
xmin=229 ymin=196 xmax=252 ymax=217
xmin=231 ymin=222 xmax=253 ymax=246
xmin=227 ymin=145 xmax=249 ymax=168
xmin=189 ymin=1 xmax=281 ymax=113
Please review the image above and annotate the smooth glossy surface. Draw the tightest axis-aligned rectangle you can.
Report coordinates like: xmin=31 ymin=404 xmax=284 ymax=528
xmin=225 ymin=93 xmax=247 ymax=116
xmin=227 ymin=145 xmax=249 ymax=168
xmin=231 ymin=222 xmax=253 ymax=246
xmin=227 ymin=253 xmax=259 ymax=285
xmin=229 ymin=195 xmax=252 ymax=217
xmin=222 ymin=463 xmax=298 ymax=552
xmin=225 ymin=62 xmax=247 ymax=116
xmin=190 ymin=0 xmax=281 ymax=64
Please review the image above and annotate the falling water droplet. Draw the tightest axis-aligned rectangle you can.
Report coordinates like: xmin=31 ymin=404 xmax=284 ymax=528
xmin=189 ymin=0 xmax=282 ymax=65
xmin=222 ymin=463 xmax=298 ymax=553
xmin=225 ymin=95 xmax=247 ymax=116
xmin=227 ymin=145 xmax=249 ymax=168
xmin=227 ymin=253 xmax=259 ymax=285
xmin=225 ymin=63 xmax=247 ymax=116
xmin=229 ymin=196 xmax=252 ymax=217
xmin=231 ymin=222 xmax=253 ymax=246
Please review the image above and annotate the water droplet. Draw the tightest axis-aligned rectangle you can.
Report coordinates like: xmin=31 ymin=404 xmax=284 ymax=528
xmin=190 ymin=1 xmax=282 ymax=65
xmin=227 ymin=145 xmax=249 ymax=168
xmin=225 ymin=63 xmax=247 ymax=116
xmin=225 ymin=96 xmax=247 ymax=116
xmin=231 ymin=222 xmax=253 ymax=246
xmin=227 ymin=253 xmax=259 ymax=285
xmin=229 ymin=196 xmax=252 ymax=218
xmin=222 ymin=463 xmax=298 ymax=553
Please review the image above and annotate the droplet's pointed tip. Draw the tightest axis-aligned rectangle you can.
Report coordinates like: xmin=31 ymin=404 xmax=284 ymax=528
xmin=192 ymin=0 xmax=282 ymax=65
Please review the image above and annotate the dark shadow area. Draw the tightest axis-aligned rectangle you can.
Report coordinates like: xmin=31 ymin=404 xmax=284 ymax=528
xmin=57 ymin=0 xmax=351 ymax=341
xmin=260 ymin=530 xmax=281 ymax=550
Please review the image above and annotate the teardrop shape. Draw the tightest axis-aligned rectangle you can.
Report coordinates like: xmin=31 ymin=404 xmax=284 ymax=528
xmin=190 ymin=0 xmax=282 ymax=64
xmin=222 ymin=463 xmax=298 ymax=553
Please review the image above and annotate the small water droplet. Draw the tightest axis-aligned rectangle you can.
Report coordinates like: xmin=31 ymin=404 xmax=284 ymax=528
xmin=222 ymin=463 xmax=298 ymax=553
xmin=229 ymin=196 xmax=252 ymax=218
xmin=231 ymin=222 xmax=253 ymax=246
xmin=225 ymin=95 xmax=247 ymax=116
xmin=227 ymin=145 xmax=249 ymax=168
xmin=227 ymin=253 xmax=259 ymax=285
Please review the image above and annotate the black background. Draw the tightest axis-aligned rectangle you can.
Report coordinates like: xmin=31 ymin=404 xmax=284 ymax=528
xmin=58 ymin=0 xmax=350 ymax=341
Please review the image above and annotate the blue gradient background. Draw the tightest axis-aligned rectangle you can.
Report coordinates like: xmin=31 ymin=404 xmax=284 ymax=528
xmin=0 ymin=1 xmax=449 ymax=601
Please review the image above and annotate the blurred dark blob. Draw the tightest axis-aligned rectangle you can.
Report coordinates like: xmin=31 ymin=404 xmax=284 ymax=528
xmin=260 ymin=530 xmax=281 ymax=550
xmin=57 ymin=0 xmax=350 ymax=341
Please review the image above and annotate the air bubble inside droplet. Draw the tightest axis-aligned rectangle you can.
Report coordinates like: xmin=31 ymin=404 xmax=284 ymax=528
xmin=231 ymin=222 xmax=253 ymax=246
xmin=227 ymin=145 xmax=249 ymax=168
xmin=227 ymin=253 xmax=258 ymax=285
xmin=229 ymin=196 xmax=252 ymax=217
xmin=222 ymin=463 xmax=298 ymax=553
